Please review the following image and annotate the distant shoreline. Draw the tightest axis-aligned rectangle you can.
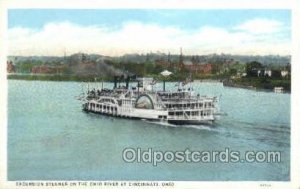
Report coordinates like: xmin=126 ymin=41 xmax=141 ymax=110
xmin=223 ymin=78 xmax=291 ymax=93
xmin=7 ymin=73 xmax=290 ymax=93
xmin=7 ymin=74 xmax=112 ymax=82
xmin=6 ymin=73 xmax=226 ymax=82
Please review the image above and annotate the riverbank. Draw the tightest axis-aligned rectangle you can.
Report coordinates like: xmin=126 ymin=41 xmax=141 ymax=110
xmin=7 ymin=74 xmax=111 ymax=82
xmin=7 ymin=73 xmax=226 ymax=82
xmin=223 ymin=77 xmax=291 ymax=93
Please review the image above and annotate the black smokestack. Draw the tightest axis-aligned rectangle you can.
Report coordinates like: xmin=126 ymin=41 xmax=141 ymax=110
xmin=114 ymin=76 xmax=118 ymax=89
xmin=126 ymin=76 xmax=130 ymax=89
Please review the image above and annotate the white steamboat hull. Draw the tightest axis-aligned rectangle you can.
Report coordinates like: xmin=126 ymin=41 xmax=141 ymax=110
xmin=83 ymin=101 xmax=215 ymax=125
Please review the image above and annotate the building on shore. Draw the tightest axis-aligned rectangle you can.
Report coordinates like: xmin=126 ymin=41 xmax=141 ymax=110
xmin=7 ymin=61 xmax=15 ymax=73
xmin=31 ymin=65 xmax=65 ymax=74
xmin=281 ymin=70 xmax=289 ymax=77
xmin=183 ymin=60 xmax=212 ymax=74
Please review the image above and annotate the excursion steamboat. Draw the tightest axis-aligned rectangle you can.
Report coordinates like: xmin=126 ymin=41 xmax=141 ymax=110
xmin=82 ymin=72 xmax=220 ymax=125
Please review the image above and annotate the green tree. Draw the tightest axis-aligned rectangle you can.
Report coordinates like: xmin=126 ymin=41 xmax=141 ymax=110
xmin=246 ymin=61 xmax=263 ymax=77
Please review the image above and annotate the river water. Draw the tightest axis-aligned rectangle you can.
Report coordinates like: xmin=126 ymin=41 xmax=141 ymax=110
xmin=7 ymin=80 xmax=290 ymax=181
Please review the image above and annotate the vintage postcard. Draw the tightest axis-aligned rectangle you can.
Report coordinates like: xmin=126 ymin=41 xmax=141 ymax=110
xmin=0 ymin=0 xmax=299 ymax=188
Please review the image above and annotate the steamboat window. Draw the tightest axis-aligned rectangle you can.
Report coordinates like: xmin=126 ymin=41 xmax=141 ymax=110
xmin=176 ymin=112 xmax=183 ymax=116
xmin=169 ymin=112 xmax=174 ymax=116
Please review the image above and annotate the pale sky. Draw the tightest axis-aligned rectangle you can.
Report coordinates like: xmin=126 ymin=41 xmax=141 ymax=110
xmin=8 ymin=9 xmax=291 ymax=56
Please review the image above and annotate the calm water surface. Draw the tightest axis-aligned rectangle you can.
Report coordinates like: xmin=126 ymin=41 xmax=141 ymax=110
xmin=8 ymin=80 xmax=290 ymax=181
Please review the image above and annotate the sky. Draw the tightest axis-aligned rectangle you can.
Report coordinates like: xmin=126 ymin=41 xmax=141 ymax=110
xmin=7 ymin=9 xmax=291 ymax=56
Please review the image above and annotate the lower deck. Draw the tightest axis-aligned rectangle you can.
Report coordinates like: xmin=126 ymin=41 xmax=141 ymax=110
xmin=83 ymin=100 xmax=216 ymax=125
